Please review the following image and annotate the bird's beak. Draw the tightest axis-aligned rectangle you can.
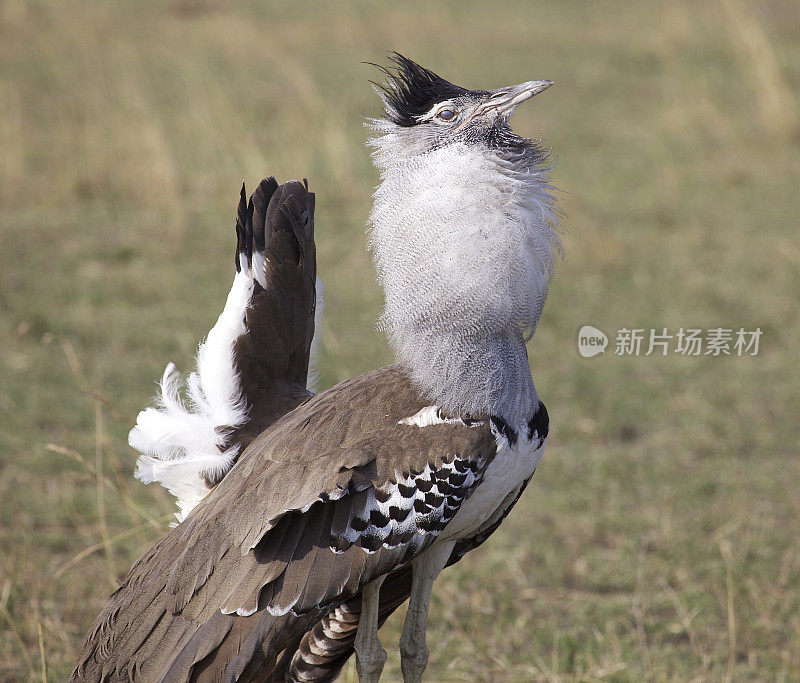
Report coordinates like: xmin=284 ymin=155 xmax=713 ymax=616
xmin=456 ymin=80 xmax=554 ymax=130
xmin=486 ymin=80 xmax=554 ymax=114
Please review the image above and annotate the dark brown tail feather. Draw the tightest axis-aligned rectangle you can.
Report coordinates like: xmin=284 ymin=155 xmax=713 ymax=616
xmin=215 ymin=178 xmax=320 ymax=483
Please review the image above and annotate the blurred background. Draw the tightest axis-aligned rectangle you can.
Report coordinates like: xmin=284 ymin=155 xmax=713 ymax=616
xmin=1 ymin=0 xmax=798 ymax=679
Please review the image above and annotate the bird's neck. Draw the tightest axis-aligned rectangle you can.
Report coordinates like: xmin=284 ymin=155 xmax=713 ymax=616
xmin=368 ymin=135 xmax=560 ymax=428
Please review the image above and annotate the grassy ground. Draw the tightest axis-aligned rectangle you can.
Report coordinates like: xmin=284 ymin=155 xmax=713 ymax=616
xmin=1 ymin=0 xmax=799 ymax=680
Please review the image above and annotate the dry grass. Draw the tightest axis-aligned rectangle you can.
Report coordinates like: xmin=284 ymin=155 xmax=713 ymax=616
xmin=1 ymin=1 xmax=799 ymax=680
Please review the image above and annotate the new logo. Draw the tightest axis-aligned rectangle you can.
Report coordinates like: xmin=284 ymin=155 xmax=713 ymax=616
xmin=578 ymin=325 xmax=608 ymax=358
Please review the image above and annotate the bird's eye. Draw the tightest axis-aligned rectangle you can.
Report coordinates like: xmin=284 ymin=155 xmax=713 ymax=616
xmin=437 ymin=108 xmax=456 ymax=121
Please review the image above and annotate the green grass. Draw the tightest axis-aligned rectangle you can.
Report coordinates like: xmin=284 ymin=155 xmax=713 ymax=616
xmin=1 ymin=0 xmax=799 ymax=680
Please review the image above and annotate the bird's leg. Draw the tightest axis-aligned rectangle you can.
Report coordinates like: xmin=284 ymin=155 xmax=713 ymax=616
xmin=355 ymin=575 xmax=387 ymax=682
xmin=399 ymin=541 xmax=455 ymax=683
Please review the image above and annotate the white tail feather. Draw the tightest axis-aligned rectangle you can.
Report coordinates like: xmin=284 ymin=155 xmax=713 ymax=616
xmin=130 ymin=272 xmax=253 ymax=521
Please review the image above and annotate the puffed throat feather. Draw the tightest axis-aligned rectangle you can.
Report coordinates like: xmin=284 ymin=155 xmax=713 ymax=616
xmin=367 ymin=121 xmax=561 ymax=428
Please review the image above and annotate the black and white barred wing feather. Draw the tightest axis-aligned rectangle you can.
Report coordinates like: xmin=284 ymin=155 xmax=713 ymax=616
xmin=129 ymin=178 xmax=322 ymax=521
xmin=72 ymin=368 xmax=496 ymax=681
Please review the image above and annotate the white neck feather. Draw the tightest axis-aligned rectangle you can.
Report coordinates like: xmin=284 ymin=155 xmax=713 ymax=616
xmin=368 ymin=124 xmax=560 ymax=427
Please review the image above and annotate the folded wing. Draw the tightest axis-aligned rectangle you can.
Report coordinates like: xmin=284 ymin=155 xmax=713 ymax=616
xmin=72 ymin=367 xmax=497 ymax=681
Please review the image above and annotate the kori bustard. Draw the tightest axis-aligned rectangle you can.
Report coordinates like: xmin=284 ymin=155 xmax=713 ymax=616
xmin=74 ymin=53 xmax=560 ymax=682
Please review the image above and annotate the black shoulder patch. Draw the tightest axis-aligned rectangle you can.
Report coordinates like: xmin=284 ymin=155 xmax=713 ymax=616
xmin=527 ymin=401 xmax=549 ymax=443
xmin=372 ymin=52 xmax=472 ymax=127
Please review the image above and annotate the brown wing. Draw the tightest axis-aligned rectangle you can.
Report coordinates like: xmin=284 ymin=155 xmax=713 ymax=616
xmin=73 ymin=367 xmax=497 ymax=681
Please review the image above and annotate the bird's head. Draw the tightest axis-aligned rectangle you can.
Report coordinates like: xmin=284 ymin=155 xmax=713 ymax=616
xmin=370 ymin=52 xmax=553 ymax=159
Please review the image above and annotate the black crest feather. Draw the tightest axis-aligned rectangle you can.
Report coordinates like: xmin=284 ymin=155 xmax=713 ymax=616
xmin=372 ymin=52 xmax=472 ymax=127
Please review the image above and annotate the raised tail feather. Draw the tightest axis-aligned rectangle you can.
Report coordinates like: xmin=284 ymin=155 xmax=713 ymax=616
xmin=129 ymin=178 xmax=322 ymax=521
